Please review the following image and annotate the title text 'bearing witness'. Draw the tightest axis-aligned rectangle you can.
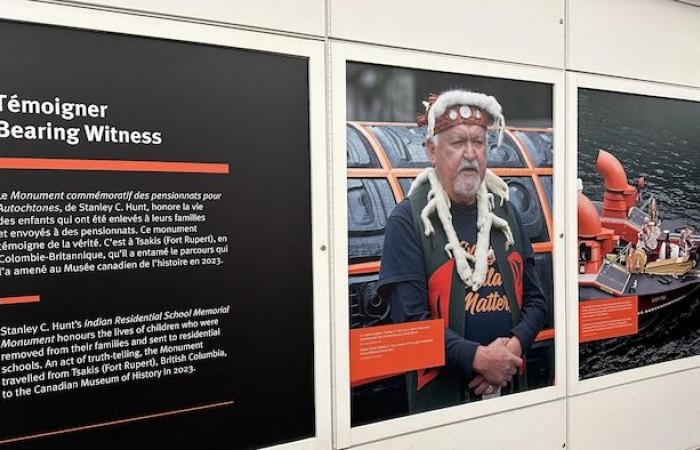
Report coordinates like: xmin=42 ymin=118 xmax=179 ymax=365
xmin=0 ymin=93 xmax=162 ymax=146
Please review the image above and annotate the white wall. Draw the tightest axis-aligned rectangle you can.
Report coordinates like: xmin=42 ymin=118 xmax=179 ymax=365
xmin=67 ymin=0 xmax=326 ymax=36
xmin=330 ymin=0 xmax=566 ymax=68
xmin=569 ymin=367 xmax=700 ymax=450
xmin=6 ymin=1 xmax=700 ymax=449
xmin=568 ymin=0 xmax=700 ymax=87
xmin=352 ymin=400 xmax=566 ymax=450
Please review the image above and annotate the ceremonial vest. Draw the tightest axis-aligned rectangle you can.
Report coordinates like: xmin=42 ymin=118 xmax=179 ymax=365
xmin=405 ymin=181 xmax=528 ymax=412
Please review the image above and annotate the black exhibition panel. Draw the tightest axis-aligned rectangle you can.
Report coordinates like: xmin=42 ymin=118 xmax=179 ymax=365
xmin=0 ymin=20 xmax=314 ymax=450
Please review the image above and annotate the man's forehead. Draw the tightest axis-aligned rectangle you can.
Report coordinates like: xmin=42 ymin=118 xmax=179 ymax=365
xmin=439 ymin=124 xmax=486 ymax=139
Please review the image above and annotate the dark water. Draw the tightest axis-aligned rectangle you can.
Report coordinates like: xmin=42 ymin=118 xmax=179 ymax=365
xmin=578 ymin=89 xmax=700 ymax=379
xmin=578 ymin=89 xmax=700 ymax=227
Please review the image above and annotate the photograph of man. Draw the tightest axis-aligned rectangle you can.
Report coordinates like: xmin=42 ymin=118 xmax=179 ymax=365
xmin=378 ymin=89 xmax=548 ymax=412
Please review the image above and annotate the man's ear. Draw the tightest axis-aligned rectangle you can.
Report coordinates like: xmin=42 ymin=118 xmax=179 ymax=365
xmin=425 ymin=139 xmax=436 ymax=165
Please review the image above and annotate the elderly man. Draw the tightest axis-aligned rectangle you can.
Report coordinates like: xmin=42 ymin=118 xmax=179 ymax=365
xmin=378 ymin=89 xmax=548 ymax=412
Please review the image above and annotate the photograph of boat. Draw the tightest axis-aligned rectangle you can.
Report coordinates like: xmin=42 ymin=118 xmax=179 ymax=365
xmin=578 ymin=89 xmax=700 ymax=379
xmin=578 ymin=149 xmax=700 ymax=329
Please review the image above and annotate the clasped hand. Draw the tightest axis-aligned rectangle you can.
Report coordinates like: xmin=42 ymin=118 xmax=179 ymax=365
xmin=468 ymin=336 xmax=522 ymax=396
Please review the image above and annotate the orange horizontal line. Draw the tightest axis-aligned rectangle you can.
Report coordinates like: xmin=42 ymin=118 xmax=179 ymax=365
xmin=347 ymin=168 xmax=388 ymax=178
xmin=532 ymin=242 xmax=553 ymax=253
xmin=0 ymin=400 xmax=234 ymax=445
xmin=535 ymin=328 xmax=555 ymax=342
xmin=0 ymin=295 xmax=40 ymax=305
xmin=390 ymin=168 xmax=423 ymax=177
xmin=0 ymin=158 xmax=229 ymax=174
xmin=349 ymin=261 xmax=381 ymax=275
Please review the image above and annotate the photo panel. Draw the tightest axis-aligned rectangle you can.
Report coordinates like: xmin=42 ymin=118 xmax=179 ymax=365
xmin=345 ymin=61 xmax=557 ymax=427
xmin=577 ymin=87 xmax=700 ymax=380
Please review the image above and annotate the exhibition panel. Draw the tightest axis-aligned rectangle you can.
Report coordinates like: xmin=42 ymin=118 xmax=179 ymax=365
xmin=330 ymin=41 xmax=566 ymax=448
xmin=1 ymin=1 xmax=700 ymax=450
xmin=0 ymin=3 xmax=330 ymax=450
xmin=566 ymin=72 xmax=700 ymax=396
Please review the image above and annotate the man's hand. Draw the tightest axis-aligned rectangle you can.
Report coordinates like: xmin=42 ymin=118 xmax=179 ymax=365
xmin=469 ymin=337 xmax=524 ymax=395
xmin=467 ymin=375 xmax=495 ymax=396
xmin=472 ymin=337 xmax=523 ymax=386
xmin=505 ymin=336 xmax=522 ymax=357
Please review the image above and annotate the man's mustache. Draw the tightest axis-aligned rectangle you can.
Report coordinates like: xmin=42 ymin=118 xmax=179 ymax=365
xmin=459 ymin=160 xmax=480 ymax=172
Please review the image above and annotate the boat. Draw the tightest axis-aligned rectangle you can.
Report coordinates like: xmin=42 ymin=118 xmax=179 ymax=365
xmin=578 ymin=149 xmax=700 ymax=331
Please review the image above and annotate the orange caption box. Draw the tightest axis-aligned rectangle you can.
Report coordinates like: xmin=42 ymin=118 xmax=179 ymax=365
xmin=350 ymin=319 xmax=444 ymax=383
xmin=579 ymin=296 xmax=639 ymax=343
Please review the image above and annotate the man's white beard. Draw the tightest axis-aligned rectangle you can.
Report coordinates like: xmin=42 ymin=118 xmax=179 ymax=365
xmin=453 ymin=171 xmax=482 ymax=197
xmin=453 ymin=159 xmax=482 ymax=198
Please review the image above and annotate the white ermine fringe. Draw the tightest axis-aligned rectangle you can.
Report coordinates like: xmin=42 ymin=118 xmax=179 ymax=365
xmin=409 ymin=168 xmax=515 ymax=291
xmin=484 ymin=169 xmax=509 ymax=205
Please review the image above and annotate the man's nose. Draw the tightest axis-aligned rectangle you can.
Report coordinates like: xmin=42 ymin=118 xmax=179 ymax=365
xmin=462 ymin=141 xmax=477 ymax=160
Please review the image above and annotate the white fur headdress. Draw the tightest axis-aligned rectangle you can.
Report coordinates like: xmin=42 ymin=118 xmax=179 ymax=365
xmin=423 ymin=89 xmax=507 ymax=146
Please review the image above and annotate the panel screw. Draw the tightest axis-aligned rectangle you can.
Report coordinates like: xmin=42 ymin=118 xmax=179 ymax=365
xmin=559 ymin=18 xmax=564 ymax=24
xmin=559 ymin=233 xmax=564 ymax=238
xmin=562 ymin=443 xmax=566 ymax=448
xmin=320 ymin=245 xmax=327 ymax=251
